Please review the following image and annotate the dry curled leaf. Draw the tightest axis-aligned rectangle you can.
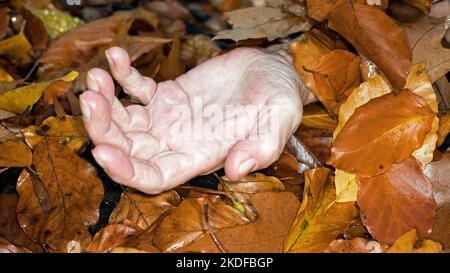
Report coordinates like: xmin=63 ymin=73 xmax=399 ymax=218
xmin=358 ymin=157 xmax=437 ymax=245
xmin=284 ymin=168 xmax=358 ymax=253
xmin=329 ymin=89 xmax=434 ymax=177
xmin=109 ymin=190 xmax=180 ymax=230
xmin=16 ymin=141 xmax=104 ymax=252
xmin=328 ymin=0 xmax=412 ymax=90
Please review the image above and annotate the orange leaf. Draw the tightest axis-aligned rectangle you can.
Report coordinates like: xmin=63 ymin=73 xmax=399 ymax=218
xmin=328 ymin=89 xmax=434 ymax=177
xmin=357 ymin=157 xmax=436 ymax=245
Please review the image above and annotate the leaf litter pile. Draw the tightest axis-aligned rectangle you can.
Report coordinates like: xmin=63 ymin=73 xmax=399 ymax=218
xmin=0 ymin=0 xmax=449 ymax=253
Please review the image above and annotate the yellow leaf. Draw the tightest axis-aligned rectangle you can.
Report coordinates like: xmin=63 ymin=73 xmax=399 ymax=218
xmin=29 ymin=8 xmax=84 ymax=39
xmin=0 ymin=140 xmax=32 ymax=167
xmin=22 ymin=115 xmax=88 ymax=153
xmin=110 ymin=247 xmax=150 ymax=253
xmin=334 ymin=169 xmax=358 ymax=203
xmin=0 ymin=71 xmax=78 ymax=114
xmin=406 ymin=64 xmax=439 ymax=168
xmin=284 ymin=168 xmax=358 ymax=253
xmin=386 ymin=229 xmax=442 ymax=253
xmin=0 ymin=32 xmax=33 ymax=64
xmin=301 ymin=104 xmax=337 ymax=129
xmin=0 ymin=67 xmax=13 ymax=82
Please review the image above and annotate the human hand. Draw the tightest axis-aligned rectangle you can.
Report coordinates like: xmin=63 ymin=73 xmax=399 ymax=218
xmin=80 ymin=47 xmax=311 ymax=194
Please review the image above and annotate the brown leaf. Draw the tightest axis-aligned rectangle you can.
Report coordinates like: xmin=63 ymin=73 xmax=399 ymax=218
xmin=306 ymin=0 xmax=335 ymax=21
xmin=295 ymin=124 xmax=333 ymax=164
xmin=16 ymin=141 xmax=104 ymax=252
xmin=0 ymin=237 xmax=31 ymax=253
xmin=0 ymin=140 xmax=32 ymax=167
xmin=404 ymin=15 xmax=450 ymax=83
xmin=0 ymin=194 xmax=43 ymax=252
xmin=214 ymin=7 xmax=311 ymax=42
xmin=429 ymin=204 xmax=450 ymax=251
xmin=175 ymin=192 xmax=300 ymax=253
xmin=329 ymin=89 xmax=434 ymax=177
xmin=358 ymin=157 xmax=437 ymax=245
xmin=0 ymin=8 xmax=8 ymax=40
xmin=39 ymin=15 xmax=125 ymax=71
xmin=437 ymin=111 xmax=450 ymax=147
xmin=87 ymin=220 xmax=141 ymax=253
xmin=22 ymin=116 xmax=89 ymax=154
xmin=403 ymin=0 xmax=432 ymax=15
xmin=20 ymin=7 xmax=48 ymax=50
xmin=153 ymin=195 xmax=248 ymax=252
xmin=265 ymin=151 xmax=304 ymax=197
xmin=109 ymin=190 xmax=180 ymax=230
xmin=156 ymin=36 xmax=185 ymax=81
xmin=284 ymin=168 xmax=358 ymax=252
xmin=311 ymin=50 xmax=361 ymax=114
xmin=386 ymin=229 xmax=442 ymax=253
xmin=328 ymin=0 xmax=412 ymax=90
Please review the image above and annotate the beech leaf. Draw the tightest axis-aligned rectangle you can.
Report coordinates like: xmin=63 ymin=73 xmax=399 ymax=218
xmin=0 ymin=140 xmax=32 ymax=167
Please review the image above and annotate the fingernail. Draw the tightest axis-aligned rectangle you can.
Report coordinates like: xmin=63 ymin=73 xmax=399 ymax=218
xmin=105 ymin=49 xmax=114 ymax=65
xmin=92 ymin=150 xmax=105 ymax=168
xmin=87 ymin=71 xmax=99 ymax=92
xmin=238 ymin=159 xmax=257 ymax=177
xmin=80 ymin=97 xmax=91 ymax=120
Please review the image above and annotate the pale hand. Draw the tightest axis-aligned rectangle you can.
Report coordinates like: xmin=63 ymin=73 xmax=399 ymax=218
xmin=80 ymin=47 xmax=311 ymax=194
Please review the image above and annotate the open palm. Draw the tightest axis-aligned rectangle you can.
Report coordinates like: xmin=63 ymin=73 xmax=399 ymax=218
xmin=80 ymin=47 xmax=310 ymax=194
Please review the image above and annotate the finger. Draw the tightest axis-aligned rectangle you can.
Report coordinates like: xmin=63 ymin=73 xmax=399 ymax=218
xmin=86 ymin=68 xmax=131 ymax=126
xmin=92 ymin=144 xmax=195 ymax=194
xmin=105 ymin=47 xmax=157 ymax=105
xmin=224 ymin=102 xmax=299 ymax=181
xmin=80 ymin=90 xmax=131 ymax=152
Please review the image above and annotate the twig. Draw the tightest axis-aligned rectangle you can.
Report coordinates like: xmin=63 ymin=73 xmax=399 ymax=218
xmin=203 ymin=203 xmax=226 ymax=253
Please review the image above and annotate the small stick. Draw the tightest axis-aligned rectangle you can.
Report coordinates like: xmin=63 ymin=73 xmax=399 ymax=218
xmin=203 ymin=204 xmax=226 ymax=253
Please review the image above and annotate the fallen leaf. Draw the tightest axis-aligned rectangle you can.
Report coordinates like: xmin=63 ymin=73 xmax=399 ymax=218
xmin=437 ymin=111 xmax=450 ymax=147
xmin=358 ymin=157 xmax=437 ymax=245
xmin=176 ymin=192 xmax=300 ymax=253
xmin=22 ymin=115 xmax=89 ymax=153
xmin=0 ymin=71 xmax=78 ymax=114
xmin=424 ymin=152 xmax=450 ymax=208
xmin=295 ymin=124 xmax=333 ymax=164
xmin=0 ymin=8 xmax=8 ymax=40
xmin=386 ymin=229 xmax=442 ymax=253
xmin=334 ymin=169 xmax=358 ymax=203
xmin=0 ymin=237 xmax=31 ymax=253
xmin=157 ymin=36 xmax=185 ymax=81
xmin=310 ymin=49 xmax=361 ymax=114
xmin=153 ymin=195 xmax=248 ymax=252
xmin=328 ymin=0 xmax=412 ymax=90
xmin=265 ymin=151 xmax=304 ymax=197
xmin=324 ymin=238 xmax=385 ymax=253
xmin=301 ymin=103 xmax=337 ymax=129
xmin=402 ymin=0 xmax=432 ymax=15
xmin=306 ymin=0 xmax=335 ymax=21
xmin=87 ymin=220 xmax=141 ymax=253
xmin=16 ymin=141 xmax=104 ymax=252
xmin=329 ymin=89 xmax=434 ymax=177
xmin=39 ymin=15 xmax=124 ymax=71
xmin=0 ymin=67 xmax=14 ymax=82
xmin=110 ymin=247 xmax=152 ymax=253
xmin=214 ymin=6 xmax=311 ymax=42
xmin=20 ymin=7 xmax=48 ymax=50
xmin=109 ymin=190 xmax=180 ymax=230
xmin=0 ymin=194 xmax=43 ymax=252
xmin=404 ymin=16 xmax=450 ymax=83
xmin=0 ymin=140 xmax=32 ymax=167
xmin=284 ymin=168 xmax=358 ymax=252
xmin=0 ymin=32 xmax=33 ymax=65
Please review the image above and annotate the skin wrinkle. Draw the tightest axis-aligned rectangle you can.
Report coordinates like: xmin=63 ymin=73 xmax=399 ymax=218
xmin=81 ymin=47 xmax=310 ymax=193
